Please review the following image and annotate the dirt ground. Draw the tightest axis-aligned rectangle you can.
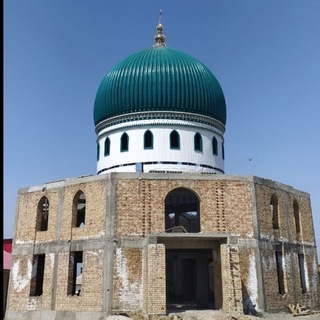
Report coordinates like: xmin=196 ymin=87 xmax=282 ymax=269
xmin=109 ymin=308 xmax=320 ymax=320
xmin=166 ymin=309 xmax=320 ymax=320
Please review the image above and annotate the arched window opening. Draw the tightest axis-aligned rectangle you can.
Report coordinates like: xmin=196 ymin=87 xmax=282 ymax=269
xmin=121 ymin=133 xmax=129 ymax=152
xmin=97 ymin=143 xmax=100 ymax=161
xmin=104 ymin=137 xmax=110 ymax=156
xmin=270 ymin=195 xmax=279 ymax=229
xmin=293 ymin=200 xmax=300 ymax=234
xmin=170 ymin=130 xmax=180 ymax=150
xmin=73 ymin=191 xmax=86 ymax=228
xmin=194 ymin=132 xmax=202 ymax=152
xmin=144 ymin=130 xmax=153 ymax=149
xmin=165 ymin=188 xmax=200 ymax=233
xmin=222 ymin=142 xmax=225 ymax=160
xmin=212 ymin=137 xmax=218 ymax=155
xmin=37 ymin=197 xmax=49 ymax=231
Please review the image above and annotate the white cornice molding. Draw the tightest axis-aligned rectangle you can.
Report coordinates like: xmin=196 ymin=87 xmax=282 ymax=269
xmin=96 ymin=111 xmax=225 ymax=135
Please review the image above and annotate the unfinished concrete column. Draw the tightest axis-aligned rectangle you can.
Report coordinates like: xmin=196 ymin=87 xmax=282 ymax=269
xmin=212 ymin=247 xmax=222 ymax=309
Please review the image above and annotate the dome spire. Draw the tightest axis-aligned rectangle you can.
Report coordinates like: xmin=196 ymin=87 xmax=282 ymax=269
xmin=153 ymin=10 xmax=166 ymax=47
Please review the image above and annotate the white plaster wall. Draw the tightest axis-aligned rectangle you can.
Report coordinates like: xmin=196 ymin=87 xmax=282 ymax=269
xmin=247 ymin=253 xmax=259 ymax=310
xmin=96 ymin=121 xmax=224 ymax=174
xmin=115 ymin=248 xmax=142 ymax=310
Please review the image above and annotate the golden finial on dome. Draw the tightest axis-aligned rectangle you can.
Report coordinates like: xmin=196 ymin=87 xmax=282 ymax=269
xmin=153 ymin=10 xmax=166 ymax=47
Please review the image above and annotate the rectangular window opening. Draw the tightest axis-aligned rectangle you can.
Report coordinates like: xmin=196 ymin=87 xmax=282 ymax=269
xmin=298 ymin=254 xmax=307 ymax=294
xmin=68 ymin=251 xmax=83 ymax=296
xmin=275 ymin=251 xmax=285 ymax=295
xmin=29 ymin=254 xmax=45 ymax=297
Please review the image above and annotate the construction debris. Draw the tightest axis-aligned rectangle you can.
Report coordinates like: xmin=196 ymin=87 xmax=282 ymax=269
xmin=288 ymin=303 xmax=320 ymax=317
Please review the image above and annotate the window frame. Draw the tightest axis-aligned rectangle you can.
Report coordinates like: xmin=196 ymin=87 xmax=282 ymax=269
xmin=120 ymin=133 xmax=129 ymax=152
xmin=194 ymin=132 xmax=203 ymax=152
xmin=144 ymin=130 xmax=154 ymax=150
xmin=170 ymin=130 xmax=180 ymax=150
xmin=104 ymin=137 xmax=111 ymax=156
xmin=212 ymin=137 xmax=218 ymax=155
xmin=97 ymin=143 xmax=100 ymax=161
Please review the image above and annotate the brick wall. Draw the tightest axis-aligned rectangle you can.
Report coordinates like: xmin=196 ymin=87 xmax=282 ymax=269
xmin=256 ymin=181 xmax=319 ymax=311
xmin=112 ymin=247 xmax=143 ymax=311
xmin=115 ymin=177 xmax=255 ymax=237
xmin=255 ymin=183 xmax=315 ymax=243
xmin=7 ymin=173 xmax=319 ymax=317
xmin=9 ymin=177 xmax=109 ymax=314
xmin=60 ymin=181 xmax=107 ymax=240
xmin=146 ymin=244 xmax=166 ymax=315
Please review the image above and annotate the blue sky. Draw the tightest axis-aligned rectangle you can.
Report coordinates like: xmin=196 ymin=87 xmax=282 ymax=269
xmin=4 ymin=1 xmax=320 ymax=257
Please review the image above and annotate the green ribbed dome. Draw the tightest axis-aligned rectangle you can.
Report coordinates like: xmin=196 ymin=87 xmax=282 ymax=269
xmin=94 ymin=45 xmax=226 ymax=126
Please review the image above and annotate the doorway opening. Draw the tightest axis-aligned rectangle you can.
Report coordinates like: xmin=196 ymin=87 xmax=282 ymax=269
xmin=166 ymin=249 xmax=215 ymax=312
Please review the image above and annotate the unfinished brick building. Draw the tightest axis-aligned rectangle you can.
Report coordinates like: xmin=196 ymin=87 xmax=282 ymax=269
xmin=5 ymin=21 xmax=319 ymax=320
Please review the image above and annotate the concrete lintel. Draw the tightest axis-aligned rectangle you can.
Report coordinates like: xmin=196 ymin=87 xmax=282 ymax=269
xmin=12 ymin=244 xmax=34 ymax=255
xmin=143 ymin=235 xmax=157 ymax=247
xmin=152 ymin=232 xmax=229 ymax=240
xmin=117 ymin=237 xmax=144 ymax=248
xmin=17 ymin=173 xmax=110 ymax=194
xmin=157 ymin=236 xmax=227 ymax=249
xmin=227 ymin=236 xmax=239 ymax=245
xmin=253 ymin=176 xmax=309 ymax=197
xmin=238 ymin=238 xmax=259 ymax=248
xmin=112 ymin=172 xmax=255 ymax=182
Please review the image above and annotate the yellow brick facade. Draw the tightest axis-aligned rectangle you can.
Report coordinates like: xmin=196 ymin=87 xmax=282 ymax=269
xmin=5 ymin=173 xmax=319 ymax=320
